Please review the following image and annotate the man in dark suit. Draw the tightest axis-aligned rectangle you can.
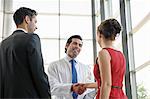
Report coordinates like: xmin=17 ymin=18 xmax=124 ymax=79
xmin=0 ymin=7 xmax=51 ymax=98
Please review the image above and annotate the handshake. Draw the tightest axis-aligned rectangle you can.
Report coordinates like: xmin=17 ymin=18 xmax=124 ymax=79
xmin=71 ymin=83 xmax=87 ymax=95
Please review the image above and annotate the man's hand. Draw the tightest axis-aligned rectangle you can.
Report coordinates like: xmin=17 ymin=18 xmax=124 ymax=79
xmin=71 ymin=83 xmax=86 ymax=95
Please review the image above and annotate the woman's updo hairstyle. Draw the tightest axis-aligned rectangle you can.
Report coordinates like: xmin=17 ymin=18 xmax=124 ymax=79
xmin=97 ymin=18 xmax=122 ymax=40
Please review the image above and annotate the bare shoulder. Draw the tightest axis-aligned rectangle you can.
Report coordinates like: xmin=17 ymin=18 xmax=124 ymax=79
xmin=98 ymin=49 xmax=111 ymax=60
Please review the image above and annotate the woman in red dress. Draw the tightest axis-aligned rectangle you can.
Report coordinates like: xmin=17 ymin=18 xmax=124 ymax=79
xmin=85 ymin=18 xmax=128 ymax=99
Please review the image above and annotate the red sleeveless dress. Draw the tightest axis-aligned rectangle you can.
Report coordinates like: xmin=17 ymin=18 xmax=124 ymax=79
xmin=93 ymin=48 xmax=128 ymax=99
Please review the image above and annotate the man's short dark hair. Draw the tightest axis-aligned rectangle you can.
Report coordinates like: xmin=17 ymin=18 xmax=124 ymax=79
xmin=65 ymin=35 xmax=82 ymax=53
xmin=13 ymin=7 xmax=37 ymax=26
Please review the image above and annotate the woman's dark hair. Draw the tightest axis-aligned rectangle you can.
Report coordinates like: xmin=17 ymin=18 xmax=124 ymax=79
xmin=97 ymin=18 xmax=122 ymax=40
xmin=65 ymin=35 xmax=82 ymax=53
xmin=13 ymin=7 xmax=37 ymax=26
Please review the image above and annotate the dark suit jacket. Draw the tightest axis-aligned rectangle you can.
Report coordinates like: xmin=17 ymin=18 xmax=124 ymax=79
xmin=0 ymin=30 xmax=51 ymax=98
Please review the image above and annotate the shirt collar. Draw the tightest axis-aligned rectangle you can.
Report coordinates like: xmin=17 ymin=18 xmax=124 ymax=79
xmin=65 ymin=55 xmax=77 ymax=63
xmin=16 ymin=28 xmax=27 ymax=33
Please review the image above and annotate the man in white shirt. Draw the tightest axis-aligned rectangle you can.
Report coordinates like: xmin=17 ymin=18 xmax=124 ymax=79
xmin=47 ymin=35 xmax=94 ymax=99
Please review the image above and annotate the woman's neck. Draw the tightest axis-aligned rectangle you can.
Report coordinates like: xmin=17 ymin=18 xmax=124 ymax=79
xmin=101 ymin=40 xmax=114 ymax=49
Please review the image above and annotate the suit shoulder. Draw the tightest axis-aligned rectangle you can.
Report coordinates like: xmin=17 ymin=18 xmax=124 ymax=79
xmin=27 ymin=33 xmax=40 ymax=39
xmin=26 ymin=33 xmax=40 ymax=43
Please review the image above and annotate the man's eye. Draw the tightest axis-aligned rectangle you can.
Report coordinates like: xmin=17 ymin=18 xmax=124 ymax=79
xmin=79 ymin=44 xmax=82 ymax=47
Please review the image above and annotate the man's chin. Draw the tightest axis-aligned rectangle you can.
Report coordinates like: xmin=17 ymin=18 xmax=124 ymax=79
xmin=72 ymin=54 xmax=78 ymax=58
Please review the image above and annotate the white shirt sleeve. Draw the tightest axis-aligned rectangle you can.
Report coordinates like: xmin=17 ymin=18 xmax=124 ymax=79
xmin=47 ymin=60 xmax=72 ymax=97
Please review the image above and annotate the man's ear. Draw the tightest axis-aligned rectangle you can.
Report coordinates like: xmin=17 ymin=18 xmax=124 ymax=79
xmin=65 ymin=43 xmax=69 ymax=49
xmin=25 ymin=16 xmax=30 ymax=24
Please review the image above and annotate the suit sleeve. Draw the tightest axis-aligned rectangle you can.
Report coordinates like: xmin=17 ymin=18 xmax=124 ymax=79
xmin=27 ymin=34 xmax=51 ymax=98
xmin=0 ymin=44 xmax=2 ymax=98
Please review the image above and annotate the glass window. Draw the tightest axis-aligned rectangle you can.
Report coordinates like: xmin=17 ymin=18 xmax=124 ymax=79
xmin=114 ymin=31 xmax=123 ymax=51
xmin=104 ymin=0 xmax=115 ymax=18
xmin=60 ymin=39 xmax=94 ymax=65
xmin=3 ymin=14 xmax=15 ymax=38
xmin=0 ymin=38 xmax=2 ymax=42
xmin=60 ymin=16 xmax=92 ymax=39
xmin=60 ymin=0 xmax=91 ymax=15
xmin=59 ymin=39 xmax=66 ymax=59
xmin=3 ymin=14 xmax=59 ymax=39
xmin=0 ymin=0 xmax=2 ymax=10
xmin=96 ymin=15 xmax=101 ymax=27
xmin=36 ymin=15 xmax=59 ymax=38
xmin=78 ymin=40 xmax=94 ymax=65
xmin=112 ymin=0 xmax=120 ymax=18
xmin=12 ymin=0 xmax=59 ymax=13
xmin=95 ymin=0 xmax=100 ymax=15
xmin=95 ymin=0 xmax=101 ymax=26
xmin=133 ymin=21 xmax=150 ymax=67
xmin=0 ymin=12 xmax=3 ymax=38
xmin=130 ymin=0 xmax=150 ymax=28
xmin=44 ymin=64 xmax=49 ymax=75
xmin=136 ymin=65 xmax=150 ymax=98
xmin=41 ymin=39 xmax=59 ymax=65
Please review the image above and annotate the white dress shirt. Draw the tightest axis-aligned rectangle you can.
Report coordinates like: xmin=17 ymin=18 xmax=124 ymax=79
xmin=47 ymin=56 xmax=94 ymax=99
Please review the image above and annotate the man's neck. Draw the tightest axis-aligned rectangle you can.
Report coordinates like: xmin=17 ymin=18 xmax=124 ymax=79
xmin=16 ymin=28 xmax=27 ymax=33
xmin=17 ymin=23 xmax=28 ymax=32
